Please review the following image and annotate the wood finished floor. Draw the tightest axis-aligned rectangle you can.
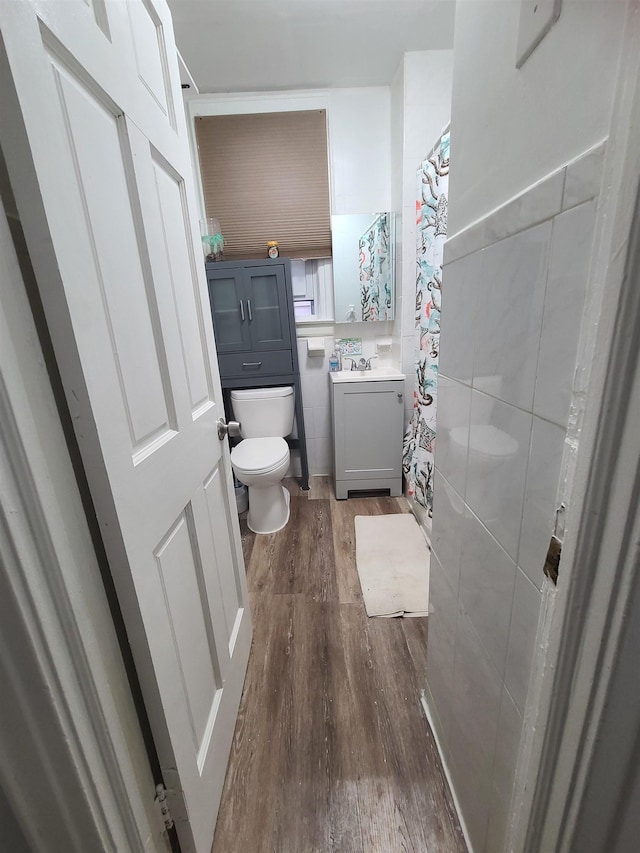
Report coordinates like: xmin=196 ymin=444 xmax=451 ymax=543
xmin=213 ymin=477 xmax=466 ymax=853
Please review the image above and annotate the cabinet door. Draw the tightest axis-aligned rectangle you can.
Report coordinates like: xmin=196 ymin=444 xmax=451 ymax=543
xmin=334 ymin=382 xmax=404 ymax=480
xmin=207 ymin=267 xmax=252 ymax=353
xmin=244 ymin=265 xmax=291 ymax=351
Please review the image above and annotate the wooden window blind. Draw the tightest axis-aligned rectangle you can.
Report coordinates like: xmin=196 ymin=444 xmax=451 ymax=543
xmin=195 ymin=110 xmax=332 ymax=260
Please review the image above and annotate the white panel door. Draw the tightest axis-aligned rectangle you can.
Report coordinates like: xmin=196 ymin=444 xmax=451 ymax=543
xmin=0 ymin=3 xmax=251 ymax=851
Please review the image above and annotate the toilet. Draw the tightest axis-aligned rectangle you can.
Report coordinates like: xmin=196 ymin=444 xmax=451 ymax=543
xmin=230 ymin=386 xmax=295 ymax=534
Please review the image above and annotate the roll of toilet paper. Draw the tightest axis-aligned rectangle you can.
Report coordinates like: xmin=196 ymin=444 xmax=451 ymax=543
xmin=307 ymin=337 xmax=325 ymax=356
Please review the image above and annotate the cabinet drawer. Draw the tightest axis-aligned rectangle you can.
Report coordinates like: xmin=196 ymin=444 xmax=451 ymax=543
xmin=218 ymin=349 xmax=293 ymax=378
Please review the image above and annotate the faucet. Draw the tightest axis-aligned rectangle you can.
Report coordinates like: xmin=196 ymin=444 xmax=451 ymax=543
xmin=344 ymin=356 xmax=378 ymax=371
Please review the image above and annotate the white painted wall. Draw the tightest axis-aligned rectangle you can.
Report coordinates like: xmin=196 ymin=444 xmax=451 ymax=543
xmin=397 ymin=50 xmax=453 ymax=432
xmin=448 ymin=0 xmax=626 ymax=235
xmin=327 ymin=87 xmax=391 ymax=214
xmin=390 ymin=58 xmax=405 ymax=365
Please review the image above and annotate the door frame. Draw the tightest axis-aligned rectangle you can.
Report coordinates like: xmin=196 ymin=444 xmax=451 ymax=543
xmin=0 ymin=187 xmax=170 ymax=851
xmin=509 ymin=3 xmax=640 ymax=849
xmin=0 ymin=3 xmax=251 ymax=851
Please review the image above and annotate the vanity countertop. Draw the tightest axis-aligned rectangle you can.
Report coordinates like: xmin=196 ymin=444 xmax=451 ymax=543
xmin=329 ymin=367 xmax=406 ymax=383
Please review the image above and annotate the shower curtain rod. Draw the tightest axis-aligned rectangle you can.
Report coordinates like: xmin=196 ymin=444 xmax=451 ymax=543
xmin=426 ymin=121 xmax=451 ymax=161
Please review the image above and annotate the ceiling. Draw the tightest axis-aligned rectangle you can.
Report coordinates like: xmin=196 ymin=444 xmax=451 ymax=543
xmin=168 ymin=0 xmax=456 ymax=93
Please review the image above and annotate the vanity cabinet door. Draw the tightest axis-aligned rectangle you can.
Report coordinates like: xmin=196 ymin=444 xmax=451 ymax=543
xmin=244 ymin=264 xmax=291 ymax=352
xmin=206 ymin=267 xmax=252 ymax=353
xmin=333 ymin=380 xmax=404 ymax=483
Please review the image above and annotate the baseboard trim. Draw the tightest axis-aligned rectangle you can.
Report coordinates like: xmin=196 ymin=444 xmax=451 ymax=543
xmin=420 ymin=689 xmax=475 ymax=853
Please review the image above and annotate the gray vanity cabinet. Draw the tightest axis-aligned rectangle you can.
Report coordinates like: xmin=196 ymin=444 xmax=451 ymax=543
xmin=205 ymin=258 xmax=309 ymax=490
xmin=331 ymin=379 xmax=404 ymax=499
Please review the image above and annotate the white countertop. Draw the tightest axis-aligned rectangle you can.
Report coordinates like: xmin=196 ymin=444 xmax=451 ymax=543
xmin=329 ymin=367 xmax=406 ymax=383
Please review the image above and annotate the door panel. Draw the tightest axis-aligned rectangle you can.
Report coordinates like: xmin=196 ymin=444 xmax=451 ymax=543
xmin=245 ymin=264 xmax=291 ymax=350
xmin=126 ymin=0 xmax=173 ymax=121
xmin=153 ymin=507 xmax=223 ymax=743
xmin=51 ymin=56 xmax=176 ymax=451
xmin=203 ymin=465 xmax=243 ymax=649
xmin=206 ymin=268 xmax=252 ymax=353
xmin=148 ymin=147 xmax=215 ymax=415
xmin=0 ymin=3 xmax=251 ymax=852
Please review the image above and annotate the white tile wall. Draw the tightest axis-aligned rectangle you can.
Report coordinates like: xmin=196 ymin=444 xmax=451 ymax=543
xmin=431 ymin=375 xmax=471 ymax=498
xmin=431 ymin=470 xmax=464 ymax=591
xmin=518 ymin=416 xmax=566 ymax=589
xmin=459 ymin=508 xmax=516 ymax=677
xmin=425 ymin=551 xmax=458 ymax=745
xmin=504 ymin=568 xmax=542 ymax=713
xmin=438 ymin=251 xmax=478 ymax=385
xmin=448 ymin=603 xmax=503 ymax=850
xmin=485 ymin=687 xmax=523 ymax=852
xmin=428 ymin=144 xmax=603 ymax=853
xmin=473 ymin=222 xmax=551 ymax=411
xmin=534 ymin=201 xmax=597 ymax=427
xmin=465 ymin=391 xmax=532 ymax=560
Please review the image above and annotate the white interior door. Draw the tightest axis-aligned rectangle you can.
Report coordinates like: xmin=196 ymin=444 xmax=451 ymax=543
xmin=0 ymin=3 xmax=251 ymax=851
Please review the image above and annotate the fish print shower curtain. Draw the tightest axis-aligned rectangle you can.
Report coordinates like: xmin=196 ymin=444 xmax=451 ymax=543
xmin=402 ymin=131 xmax=450 ymax=513
xmin=359 ymin=212 xmax=392 ymax=320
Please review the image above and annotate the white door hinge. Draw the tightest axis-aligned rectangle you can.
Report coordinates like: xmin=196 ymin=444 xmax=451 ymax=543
xmin=155 ymin=783 xmax=174 ymax=831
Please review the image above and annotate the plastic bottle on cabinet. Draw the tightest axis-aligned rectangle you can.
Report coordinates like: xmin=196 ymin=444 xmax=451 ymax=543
xmin=334 ymin=339 xmax=342 ymax=370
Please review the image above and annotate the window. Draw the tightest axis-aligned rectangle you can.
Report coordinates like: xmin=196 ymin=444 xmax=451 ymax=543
xmin=290 ymin=258 xmax=334 ymax=321
xmin=194 ymin=110 xmax=332 ymax=261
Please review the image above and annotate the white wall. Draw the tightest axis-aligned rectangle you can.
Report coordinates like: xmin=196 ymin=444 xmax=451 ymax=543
xmin=448 ymin=0 xmax=626 ymax=235
xmin=390 ymin=58 xmax=405 ymax=373
xmin=327 ymin=88 xmax=391 ymax=214
xmin=397 ymin=51 xmax=453 ymax=432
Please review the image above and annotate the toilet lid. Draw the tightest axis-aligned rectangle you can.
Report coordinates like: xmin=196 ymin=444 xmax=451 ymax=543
xmin=231 ymin=437 xmax=289 ymax=475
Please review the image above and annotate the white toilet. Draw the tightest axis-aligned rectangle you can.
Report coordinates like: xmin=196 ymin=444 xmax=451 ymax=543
xmin=230 ymin=386 xmax=295 ymax=535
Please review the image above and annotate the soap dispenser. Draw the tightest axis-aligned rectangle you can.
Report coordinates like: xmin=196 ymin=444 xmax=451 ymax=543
xmin=334 ymin=339 xmax=342 ymax=371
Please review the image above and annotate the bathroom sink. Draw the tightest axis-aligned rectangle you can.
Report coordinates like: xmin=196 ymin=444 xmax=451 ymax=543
xmin=329 ymin=367 xmax=406 ymax=383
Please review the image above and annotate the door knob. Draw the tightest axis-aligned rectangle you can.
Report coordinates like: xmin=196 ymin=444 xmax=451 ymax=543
xmin=217 ymin=418 xmax=241 ymax=440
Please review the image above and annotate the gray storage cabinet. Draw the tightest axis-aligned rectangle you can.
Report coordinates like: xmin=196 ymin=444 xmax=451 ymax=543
xmin=331 ymin=378 xmax=404 ymax=499
xmin=206 ymin=258 xmax=309 ymax=489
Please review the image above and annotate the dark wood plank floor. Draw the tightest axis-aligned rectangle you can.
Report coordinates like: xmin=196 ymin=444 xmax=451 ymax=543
xmin=214 ymin=477 xmax=466 ymax=853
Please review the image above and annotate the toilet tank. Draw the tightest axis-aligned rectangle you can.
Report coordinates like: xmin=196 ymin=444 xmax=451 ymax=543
xmin=230 ymin=386 xmax=295 ymax=438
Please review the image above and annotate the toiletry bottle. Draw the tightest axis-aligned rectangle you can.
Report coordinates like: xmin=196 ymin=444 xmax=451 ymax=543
xmin=329 ymin=349 xmax=339 ymax=372
xmin=334 ymin=339 xmax=342 ymax=371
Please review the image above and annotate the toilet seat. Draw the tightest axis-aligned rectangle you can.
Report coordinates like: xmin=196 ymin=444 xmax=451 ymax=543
xmin=230 ymin=437 xmax=289 ymax=476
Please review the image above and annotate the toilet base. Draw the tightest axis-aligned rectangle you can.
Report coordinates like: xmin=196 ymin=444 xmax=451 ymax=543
xmin=247 ymin=483 xmax=291 ymax=535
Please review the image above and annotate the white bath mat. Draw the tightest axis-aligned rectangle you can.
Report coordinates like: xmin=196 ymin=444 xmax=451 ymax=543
xmin=354 ymin=514 xmax=430 ymax=618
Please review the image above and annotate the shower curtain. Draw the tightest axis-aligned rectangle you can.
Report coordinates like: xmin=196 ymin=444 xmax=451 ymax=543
xmin=402 ymin=131 xmax=450 ymax=514
xmin=359 ymin=212 xmax=392 ymax=320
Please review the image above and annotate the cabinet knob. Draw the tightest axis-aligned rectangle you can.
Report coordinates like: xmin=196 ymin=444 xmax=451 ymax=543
xmin=397 ymin=392 xmax=403 ymax=402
